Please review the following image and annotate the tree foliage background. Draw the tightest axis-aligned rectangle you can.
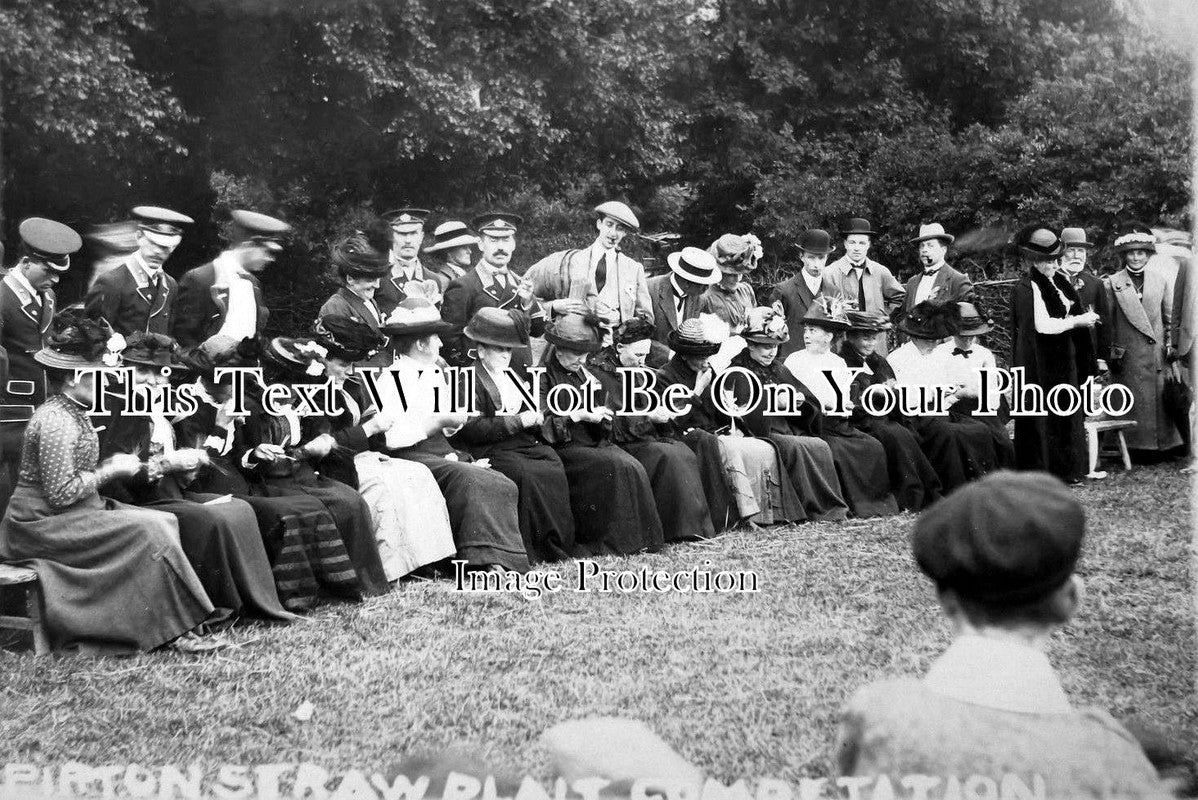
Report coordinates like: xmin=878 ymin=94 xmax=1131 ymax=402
xmin=0 ymin=0 xmax=1191 ymax=331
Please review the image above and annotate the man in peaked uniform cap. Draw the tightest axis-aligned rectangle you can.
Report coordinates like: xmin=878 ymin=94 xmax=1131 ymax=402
xmin=902 ymin=222 xmax=975 ymax=318
xmin=821 ymin=218 xmax=906 ymax=354
xmin=375 ymin=208 xmax=448 ymax=316
xmin=524 ymin=200 xmax=652 ymax=327
xmin=424 ymin=220 xmax=479 ymax=286
xmin=440 ymin=212 xmax=544 ymax=372
xmin=86 ymin=206 xmax=194 ymax=336
xmin=172 ymin=209 xmax=289 ymax=349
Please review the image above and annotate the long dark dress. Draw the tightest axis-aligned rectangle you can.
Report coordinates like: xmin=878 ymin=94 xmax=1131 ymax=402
xmin=174 ymin=391 xmax=364 ymax=610
xmin=0 ymin=395 xmax=215 ymax=653
xmin=450 ymin=361 xmax=576 ymax=563
xmin=1010 ymin=269 xmax=1097 ymax=481
xmin=657 ymin=354 xmax=805 ymax=527
xmin=726 ymin=352 xmax=849 ymax=521
xmin=96 ymin=393 xmax=297 ymax=624
xmin=590 ymin=349 xmax=716 ymax=542
xmin=540 ymin=353 xmax=665 ymax=555
xmin=840 ymin=348 xmax=942 ymax=511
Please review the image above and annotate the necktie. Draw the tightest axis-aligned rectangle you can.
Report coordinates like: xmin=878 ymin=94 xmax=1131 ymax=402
xmin=951 ymin=348 xmax=972 ymax=358
xmin=855 ymin=267 xmax=866 ymax=310
xmin=924 ymin=268 xmax=940 ymax=277
xmin=595 ymin=251 xmax=609 ymax=293
xmin=674 ymin=292 xmax=685 ymax=321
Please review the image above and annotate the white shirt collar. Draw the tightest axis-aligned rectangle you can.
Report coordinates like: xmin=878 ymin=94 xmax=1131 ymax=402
xmin=802 ymin=271 xmax=823 ymax=294
xmin=131 ymin=252 xmax=161 ymax=282
xmin=923 ymin=634 xmax=1072 ymax=714
xmin=9 ymin=269 xmax=40 ymax=301
xmin=922 ymin=260 xmax=947 ymax=275
xmin=590 ymin=238 xmax=616 ymax=267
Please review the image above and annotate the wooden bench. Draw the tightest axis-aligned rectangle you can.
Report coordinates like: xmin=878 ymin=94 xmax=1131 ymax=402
xmin=1084 ymin=419 xmax=1138 ymax=475
xmin=0 ymin=563 xmax=50 ymax=656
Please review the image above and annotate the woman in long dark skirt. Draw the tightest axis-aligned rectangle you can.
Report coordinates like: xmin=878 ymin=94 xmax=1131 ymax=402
xmin=449 ymin=308 xmax=575 ymax=562
xmin=96 ymin=332 xmax=297 ymax=624
xmin=538 ymin=312 xmax=664 ymax=555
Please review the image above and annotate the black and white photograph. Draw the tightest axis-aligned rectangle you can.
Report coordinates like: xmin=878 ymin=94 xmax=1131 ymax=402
xmin=0 ymin=0 xmax=1194 ymax=797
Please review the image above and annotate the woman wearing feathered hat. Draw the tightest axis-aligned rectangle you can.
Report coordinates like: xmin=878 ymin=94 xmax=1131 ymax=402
xmin=782 ymin=297 xmax=899 ymax=517
xmin=724 ymin=306 xmax=849 ymax=522
xmin=450 ymin=308 xmax=576 ymax=563
xmin=836 ymin=310 xmax=943 ymax=511
xmin=94 ymin=331 xmax=298 ymax=625
xmin=0 ymin=310 xmax=222 ymax=654
xmin=1008 ymin=225 xmax=1100 ymax=482
xmin=173 ymin=335 xmax=368 ymax=610
xmin=1099 ymin=221 xmax=1183 ymax=455
xmin=317 ymin=231 xmax=394 ymax=368
xmin=696 ymin=233 xmax=762 ymax=334
xmin=538 ymin=312 xmax=664 ymax=554
xmin=588 ymin=317 xmax=717 ymax=542
xmin=654 ymin=318 xmax=806 ymax=528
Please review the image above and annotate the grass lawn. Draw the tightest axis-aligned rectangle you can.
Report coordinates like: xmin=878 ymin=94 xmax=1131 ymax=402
xmin=1 ymin=465 xmax=1193 ymax=787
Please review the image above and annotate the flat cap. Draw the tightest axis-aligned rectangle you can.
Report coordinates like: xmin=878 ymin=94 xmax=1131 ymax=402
xmin=912 ymin=471 xmax=1084 ymax=605
xmin=19 ymin=217 xmax=82 ymax=271
xmin=230 ymin=210 xmax=291 ymax=239
xmin=594 ymin=201 xmax=639 ymax=231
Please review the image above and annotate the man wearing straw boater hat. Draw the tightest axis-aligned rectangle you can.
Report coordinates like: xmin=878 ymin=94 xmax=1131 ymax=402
xmin=822 ymin=218 xmax=906 ymax=353
xmin=525 ymin=200 xmax=652 ymax=327
xmin=172 ymin=209 xmax=289 ymax=348
xmin=424 ymin=220 xmax=479 ymax=285
xmin=770 ymin=228 xmax=835 ymax=359
xmin=86 ymin=206 xmax=194 ymax=336
xmin=902 ymin=222 xmax=974 ymax=317
xmin=645 ymin=246 xmax=720 ymax=364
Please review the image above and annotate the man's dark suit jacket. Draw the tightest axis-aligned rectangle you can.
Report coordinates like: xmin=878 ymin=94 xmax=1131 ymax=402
xmin=172 ymin=260 xmax=269 ymax=349
xmin=0 ymin=274 xmax=51 ymax=409
xmin=901 ymin=263 xmax=974 ymax=315
xmin=86 ymin=260 xmax=177 ymax=335
xmin=441 ymin=266 xmax=544 ymax=370
xmin=769 ymin=274 xmax=821 ymax=359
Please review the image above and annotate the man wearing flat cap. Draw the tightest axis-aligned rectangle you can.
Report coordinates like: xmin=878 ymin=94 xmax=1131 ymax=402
xmin=901 ymin=222 xmax=974 ymax=318
xmin=524 ymin=200 xmax=651 ymax=327
xmin=441 ymin=213 xmax=544 ymax=371
xmin=424 ymin=220 xmax=478 ymax=286
xmin=86 ymin=206 xmax=193 ymax=336
xmin=821 ymin=218 xmax=906 ymax=354
xmin=172 ymin=209 xmax=288 ymax=349
xmin=375 ymin=208 xmax=447 ymax=316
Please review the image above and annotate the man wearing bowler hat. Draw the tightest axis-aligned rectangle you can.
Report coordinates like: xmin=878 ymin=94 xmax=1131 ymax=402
xmin=645 ymin=246 xmax=721 ymax=364
xmin=172 ymin=209 xmax=289 ymax=349
xmin=525 ymin=200 xmax=651 ymax=327
xmin=375 ymin=208 xmax=447 ymax=316
xmin=424 ymin=220 xmax=479 ymax=286
xmin=823 ymin=218 xmax=906 ymax=353
xmin=771 ymin=229 xmax=836 ymax=359
xmin=440 ymin=212 xmax=544 ymax=371
xmin=86 ymin=206 xmax=193 ymax=336
xmin=902 ymin=222 xmax=974 ymax=317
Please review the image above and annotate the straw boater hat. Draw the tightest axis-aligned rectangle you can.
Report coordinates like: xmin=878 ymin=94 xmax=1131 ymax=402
xmin=802 ymin=295 xmax=851 ymax=332
xmin=666 ymin=247 xmax=721 ymax=285
xmin=1011 ymin=225 xmax=1065 ymax=261
xmin=1112 ymin=221 xmax=1157 ymax=254
xmin=1060 ymin=227 xmax=1095 ymax=250
xmin=955 ymin=302 xmax=992 ymax=336
xmin=594 ymin=201 xmax=640 ymax=231
xmin=424 ymin=221 xmax=480 ymax=254
xmin=463 ymin=308 xmax=530 ymax=350
xmin=34 ymin=310 xmax=122 ymax=370
xmin=742 ymin=306 xmax=790 ymax=345
xmin=900 ymin=301 xmax=959 ymax=340
xmin=380 ymin=297 xmax=458 ymax=337
xmin=839 ymin=218 xmax=878 ymax=238
xmin=544 ymin=312 xmax=605 ymax=353
xmin=845 ymin=310 xmax=892 ymax=333
xmin=910 ymin=222 xmax=955 ymax=245
xmin=708 ymin=233 xmax=763 ymax=275
xmin=795 ymin=229 xmax=835 ymax=255
xmin=668 ymin=319 xmax=721 ymax=357
xmin=313 ymin=315 xmax=386 ymax=362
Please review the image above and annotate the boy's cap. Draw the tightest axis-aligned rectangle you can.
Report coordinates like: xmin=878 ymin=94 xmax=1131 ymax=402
xmin=912 ymin=470 xmax=1084 ymax=605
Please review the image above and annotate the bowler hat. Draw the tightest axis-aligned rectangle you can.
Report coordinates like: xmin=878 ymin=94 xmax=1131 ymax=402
xmin=424 ymin=221 xmax=480 ymax=253
xmin=742 ymin=306 xmax=790 ymax=345
xmin=464 ymin=307 xmax=530 ymax=349
xmin=956 ymin=302 xmax=992 ymax=336
xmin=795 ymin=229 xmax=834 ymax=255
xmin=593 ymin=201 xmax=640 ymax=231
xmin=1060 ymin=227 xmax=1095 ymax=250
xmin=19 ymin=218 xmax=82 ymax=272
xmin=900 ymin=301 xmax=959 ymax=340
xmin=381 ymin=297 xmax=458 ymax=337
xmin=839 ymin=218 xmax=877 ymax=238
xmin=910 ymin=222 xmax=955 ymax=245
xmin=1113 ymin=221 xmax=1156 ymax=254
xmin=666 ymin=247 xmax=721 ymax=285
xmin=912 ymin=470 xmax=1084 ymax=605
xmin=1012 ymin=225 xmax=1065 ymax=261
xmin=313 ymin=315 xmax=385 ymax=363
xmin=667 ymin=319 xmax=720 ymax=357
xmin=845 ymin=310 xmax=892 ymax=333
xmin=544 ymin=312 xmax=605 ymax=353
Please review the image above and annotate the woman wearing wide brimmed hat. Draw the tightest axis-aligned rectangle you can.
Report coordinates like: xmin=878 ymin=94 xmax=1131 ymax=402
xmin=723 ymin=306 xmax=849 ymax=522
xmin=374 ymin=297 xmax=531 ymax=573
xmin=94 ymin=331 xmax=298 ymax=625
xmin=1100 ymin=222 xmax=1183 ymax=456
xmin=537 ymin=312 xmax=664 ymax=554
xmin=696 ymin=233 xmax=762 ymax=333
xmin=655 ymin=319 xmax=806 ymax=528
xmin=318 ymin=231 xmax=394 ymax=368
xmin=450 ymin=308 xmax=577 ymax=563
xmin=588 ymin=318 xmax=717 ymax=542
xmin=173 ymin=335 xmax=368 ymax=611
xmin=0 ymin=310 xmax=223 ymax=654
xmin=781 ymin=298 xmax=899 ymax=518
xmin=836 ymin=310 xmax=943 ymax=511
xmin=1008 ymin=225 xmax=1100 ymax=482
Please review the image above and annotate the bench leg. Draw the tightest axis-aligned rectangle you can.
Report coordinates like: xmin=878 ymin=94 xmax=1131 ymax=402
xmin=1087 ymin=428 xmax=1099 ymax=474
xmin=1117 ymin=431 xmax=1132 ymax=471
xmin=25 ymin=586 xmax=50 ymax=657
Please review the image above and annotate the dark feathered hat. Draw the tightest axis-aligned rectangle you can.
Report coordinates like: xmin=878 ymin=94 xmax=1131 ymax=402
xmin=900 ymin=301 xmax=959 ymax=340
xmin=331 ymin=232 xmax=389 ymax=279
xmin=612 ymin=316 xmax=655 ymax=345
